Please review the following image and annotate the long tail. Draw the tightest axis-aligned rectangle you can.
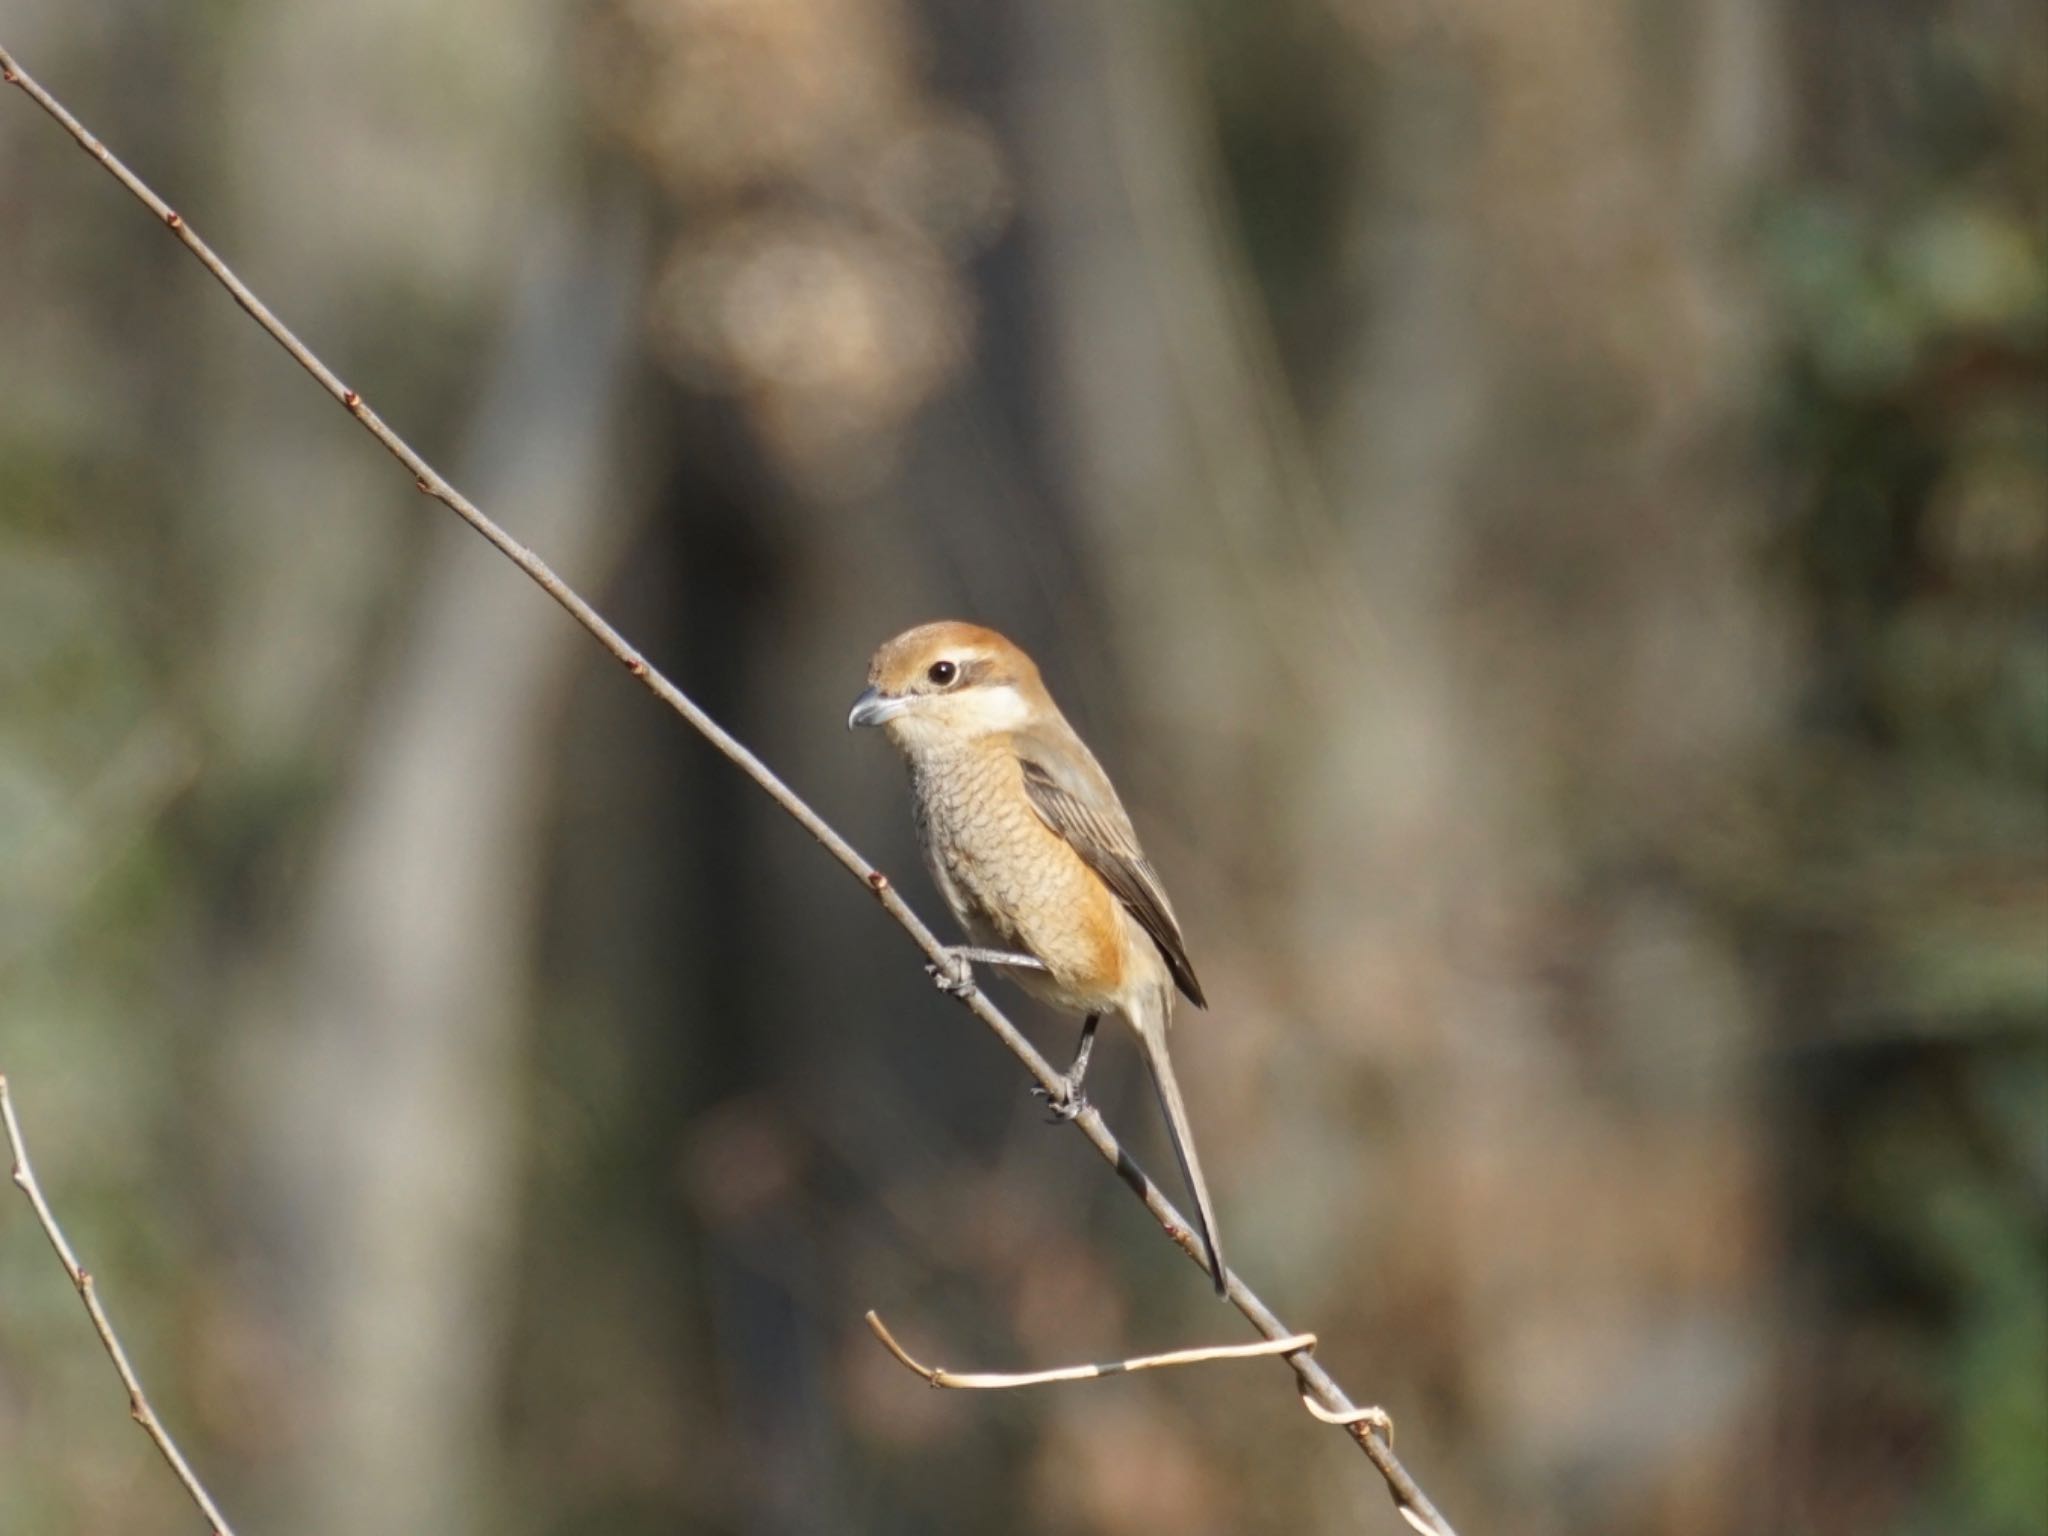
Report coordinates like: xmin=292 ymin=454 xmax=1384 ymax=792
xmin=1133 ymin=994 xmax=1227 ymax=1297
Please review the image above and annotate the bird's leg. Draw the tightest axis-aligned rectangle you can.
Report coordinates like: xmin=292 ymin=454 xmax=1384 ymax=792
xmin=1033 ymin=1014 xmax=1100 ymax=1122
xmin=925 ymin=946 xmax=1045 ymax=998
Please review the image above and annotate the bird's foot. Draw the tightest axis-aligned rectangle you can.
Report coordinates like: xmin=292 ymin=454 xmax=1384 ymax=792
xmin=1031 ymin=1076 xmax=1089 ymax=1124
xmin=925 ymin=949 xmax=977 ymax=997
xmin=1032 ymin=1014 xmax=1098 ymax=1124
xmin=926 ymin=946 xmax=1044 ymax=999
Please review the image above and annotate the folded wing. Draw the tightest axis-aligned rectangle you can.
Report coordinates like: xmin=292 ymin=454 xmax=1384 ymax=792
xmin=1016 ymin=741 xmax=1207 ymax=1009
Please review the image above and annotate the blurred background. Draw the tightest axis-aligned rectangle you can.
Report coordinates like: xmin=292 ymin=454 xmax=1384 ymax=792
xmin=1 ymin=1 xmax=2043 ymax=1533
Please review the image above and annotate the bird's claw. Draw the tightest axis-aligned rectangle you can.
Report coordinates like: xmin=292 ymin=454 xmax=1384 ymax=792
xmin=1031 ymin=1079 xmax=1088 ymax=1124
xmin=925 ymin=951 xmax=976 ymax=997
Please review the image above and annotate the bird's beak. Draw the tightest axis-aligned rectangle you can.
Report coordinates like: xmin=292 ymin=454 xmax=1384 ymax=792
xmin=847 ymin=685 xmax=909 ymax=730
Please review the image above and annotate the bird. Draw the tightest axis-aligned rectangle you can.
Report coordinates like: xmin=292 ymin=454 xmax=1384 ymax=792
xmin=848 ymin=620 xmax=1226 ymax=1295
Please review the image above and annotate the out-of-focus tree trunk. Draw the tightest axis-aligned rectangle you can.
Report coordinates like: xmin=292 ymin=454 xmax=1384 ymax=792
xmin=1309 ymin=3 xmax=1790 ymax=1533
xmin=1000 ymin=2 xmax=1442 ymax=1526
xmin=201 ymin=4 xmax=640 ymax=1530
xmin=226 ymin=216 xmax=639 ymax=1534
xmin=1005 ymin=1 xmax=1792 ymax=1531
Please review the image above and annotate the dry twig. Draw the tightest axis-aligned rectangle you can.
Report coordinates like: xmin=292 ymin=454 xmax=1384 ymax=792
xmin=867 ymin=1310 xmax=1328 ymax=1393
xmin=0 ymin=1075 xmax=238 ymax=1536
xmin=867 ymin=1311 xmax=1400 ymax=1450
xmin=0 ymin=41 xmax=1460 ymax=1536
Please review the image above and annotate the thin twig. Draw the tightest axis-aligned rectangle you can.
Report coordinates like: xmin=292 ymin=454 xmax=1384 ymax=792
xmin=0 ymin=1075 xmax=237 ymax=1536
xmin=867 ymin=1311 xmax=1401 ymax=1460
xmin=866 ymin=1310 xmax=1324 ymax=1391
xmin=0 ymin=42 xmax=1460 ymax=1536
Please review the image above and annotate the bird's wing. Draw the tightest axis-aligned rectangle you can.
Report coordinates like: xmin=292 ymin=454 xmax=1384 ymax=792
xmin=1016 ymin=734 xmax=1206 ymax=1009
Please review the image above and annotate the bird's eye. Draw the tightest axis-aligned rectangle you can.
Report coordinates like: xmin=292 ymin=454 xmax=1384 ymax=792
xmin=926 ymin=660 xmax=958 ymax=687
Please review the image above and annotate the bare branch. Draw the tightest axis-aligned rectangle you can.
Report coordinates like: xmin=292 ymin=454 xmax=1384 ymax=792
xmin=0 ymin=42 xmax=1460 ymax=1536
xmin=866 ymin=1309 xmax=1406 ymax=1475
xmin=866 ymin=1310 xmax=1322 ymax=1391
xmin=0 ymin=1075 xmax=238 ymax=1536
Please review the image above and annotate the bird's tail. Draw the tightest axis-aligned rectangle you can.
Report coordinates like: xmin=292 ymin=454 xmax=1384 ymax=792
xmin=1134 ymin=992 xmax=1227 ymax=1297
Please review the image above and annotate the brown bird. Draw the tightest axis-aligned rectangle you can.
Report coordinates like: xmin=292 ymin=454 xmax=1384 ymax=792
xmin=848 ymin=621 xmax=1226 ymax=1295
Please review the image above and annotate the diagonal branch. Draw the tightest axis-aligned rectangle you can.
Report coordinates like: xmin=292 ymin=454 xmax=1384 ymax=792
xmin=0 ymin=1075 xmax=239 ymax=1536
xmin=0 ymin=42 xmax=1460 ymax=1536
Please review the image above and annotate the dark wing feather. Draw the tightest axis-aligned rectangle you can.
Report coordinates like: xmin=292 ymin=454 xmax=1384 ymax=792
xmin=1018 ymin=749 xmax=1207 ymax=1008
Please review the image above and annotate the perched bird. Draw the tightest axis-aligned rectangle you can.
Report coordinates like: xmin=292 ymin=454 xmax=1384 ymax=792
xmin=848 ymin=621 xmax=1226 ymax=1295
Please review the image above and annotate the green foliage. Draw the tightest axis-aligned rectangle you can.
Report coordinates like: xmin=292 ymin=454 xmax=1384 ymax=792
xmin=1764 ymin=15 xmax=2047 ymax=1532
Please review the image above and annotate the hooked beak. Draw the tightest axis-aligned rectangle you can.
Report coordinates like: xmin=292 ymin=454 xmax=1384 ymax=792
xmin=846 ymin=685 xmax=910 ymax=730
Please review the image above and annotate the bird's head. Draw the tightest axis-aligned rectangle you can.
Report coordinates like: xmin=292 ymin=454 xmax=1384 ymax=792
xmin=847 ymin=621 xmax=1047 ymax=751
